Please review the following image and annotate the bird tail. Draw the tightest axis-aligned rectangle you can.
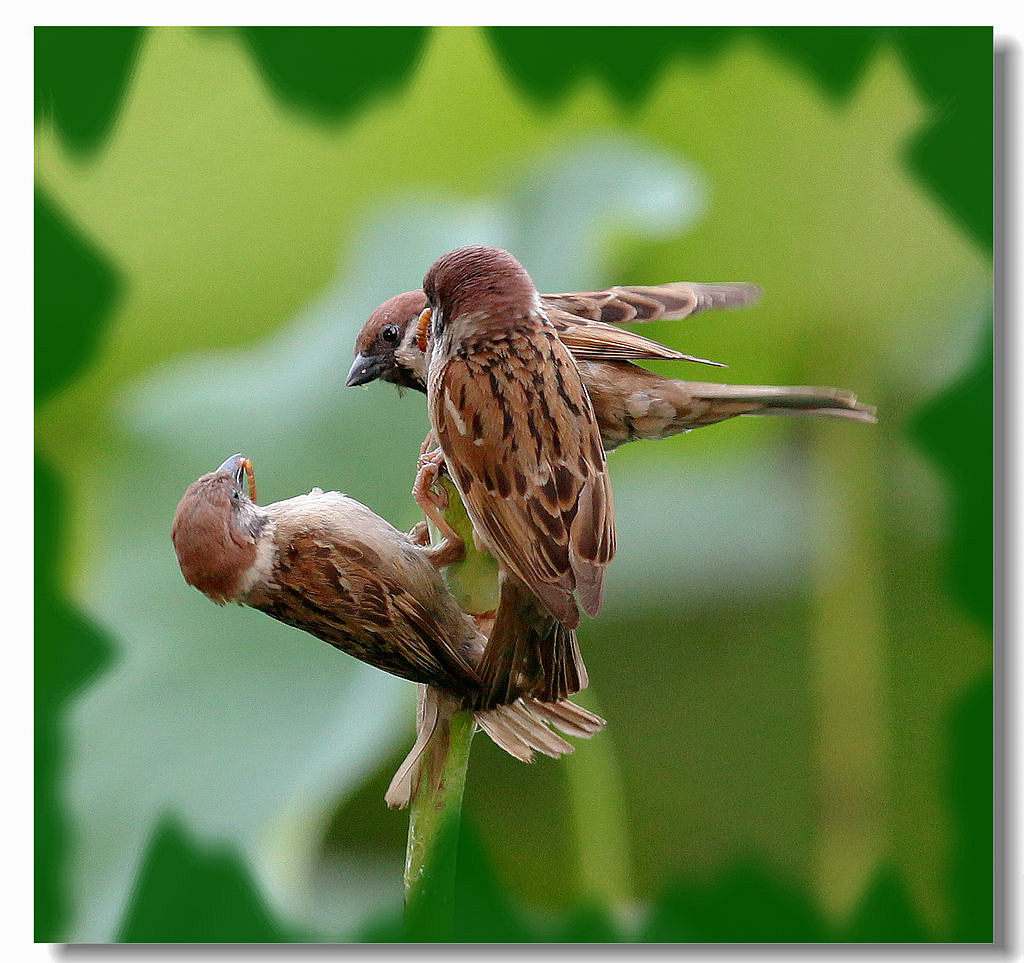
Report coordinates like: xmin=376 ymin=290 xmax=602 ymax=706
xmin=385 ymin=684 xmax=453 ymax=809
xmin=385 ymin=685 xmax=606 ymax=809
xmin=627 ymin=380 xmax=876 ymax=439
xmin=685 ymin=382 xmax=877 ymax=424
xmin=476 ymin=573 xmax=588 ymax=709
xmin=475 ymin=696 xmax=605 ymax=761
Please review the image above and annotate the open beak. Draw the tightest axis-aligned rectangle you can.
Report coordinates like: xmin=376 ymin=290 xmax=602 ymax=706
xmin=346 ymin=353 xmax=389 ymax=387
xmin=217 ymin=453 xmax=258 ymax=502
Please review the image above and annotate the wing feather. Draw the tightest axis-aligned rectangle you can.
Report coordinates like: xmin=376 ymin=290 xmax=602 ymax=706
xmin=431 ymin=326 xmax=615 ymax=626
xmin=542 ymin=282 xmax=762 ymax=323
xmin=255 ymin=527 xmax=481 ymax=690
xmin=545 ymin=308 xmax=724 ymax=367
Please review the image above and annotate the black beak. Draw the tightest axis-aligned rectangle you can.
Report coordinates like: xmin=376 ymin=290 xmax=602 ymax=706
xmin=346 ymin=353 xmax=389 ymax=387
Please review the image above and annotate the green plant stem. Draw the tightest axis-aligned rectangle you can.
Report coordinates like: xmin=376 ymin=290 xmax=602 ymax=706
xmin=402 ymin=474 xmax=495 ymax=938
xmin=403 ymin=708 xmax=476 ymax=938
xmin=431 ymin=475 xmax=499 ymax=616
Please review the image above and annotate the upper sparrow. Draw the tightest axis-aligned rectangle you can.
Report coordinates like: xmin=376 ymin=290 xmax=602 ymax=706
xmin=347 ymin=282 xmax=755 ymax=391
xmin=171 ymin=453 xmax=605 ymax=807
xmin=349 ymin=288 xmax=875 ymax=449
xmin=417 ymin=246 xmax=616 ymax=708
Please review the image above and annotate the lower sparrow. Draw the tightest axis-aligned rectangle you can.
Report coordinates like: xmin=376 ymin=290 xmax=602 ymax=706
xmin=171 ymin=454 xmax=605 ymax=807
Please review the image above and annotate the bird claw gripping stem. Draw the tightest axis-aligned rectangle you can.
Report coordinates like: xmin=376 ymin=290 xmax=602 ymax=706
xmin=413 ymin=448 xmax=464 ymax=569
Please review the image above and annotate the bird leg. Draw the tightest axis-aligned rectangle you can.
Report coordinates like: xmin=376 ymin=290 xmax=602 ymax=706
xmin=419 ymin=428 xmax=438 ymax=459
xmin=407 ymin=520 xmax=431 ymax=546
xmin=413 ymin=446 xmax=465 ymax=569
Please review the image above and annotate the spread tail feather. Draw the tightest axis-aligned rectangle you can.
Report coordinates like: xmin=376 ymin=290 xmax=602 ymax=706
xmin=522 ymin=696 xmax=606 ymax=738
xmin=477 ymin=574 xmax=588 ymax=709
xmin=476 ymin=697 xmax=605 ymax=761
xmin=386 ymin=686 xmax=606 ymax=808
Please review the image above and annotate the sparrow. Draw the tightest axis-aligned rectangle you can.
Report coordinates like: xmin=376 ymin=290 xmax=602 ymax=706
xmin=416 ymin=246 xmax=617 ymax=709
xmin=348 ymin=282 xmax=755 ymax=391
xmin=171 ymin=454 xmax=605 ymax=808
xmin=349 ymin=289 xmax=876 ymax=447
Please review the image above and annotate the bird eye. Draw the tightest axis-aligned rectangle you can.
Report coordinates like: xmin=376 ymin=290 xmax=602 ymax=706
xmin=230 ymin=489 xmax=241 ymax=502
xmin=381 ymin=324 xmax=399 ymax=343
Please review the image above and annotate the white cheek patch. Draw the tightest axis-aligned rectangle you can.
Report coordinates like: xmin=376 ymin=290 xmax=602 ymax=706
xmin=397 ymin=341 xmax=428 ymax=382
xmin=237 ymin=519 xmax=278 ymax=596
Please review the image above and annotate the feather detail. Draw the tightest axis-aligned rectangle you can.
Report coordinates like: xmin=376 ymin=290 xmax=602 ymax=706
xmin=244 ymin=494 xmax=484 ymax=692
xmin=686 ymin=382 xmax=878 ymax=423
xmin=548 ymin=308 xmax=724 ymax=367
xmin=431 ymin=329 xmax=614 ymax=628
xmin=475 ymin=572 xmax=588 ymax=707
xmin=543 ymin=282 xmax=762 ymax=323
xmin=385 ymin=684 xmax=445 ymax=809
xmin=578 ymin=361 xmax=879 ymax=448
xmin=524 ymin=697 xmax=605 ymax=738
xmin=386 ymin=686 xmax=607 ymax=809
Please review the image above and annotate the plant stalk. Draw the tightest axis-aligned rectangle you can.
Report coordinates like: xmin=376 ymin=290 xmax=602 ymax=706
xmin=402 ymin=707 xmax=475 ymax=938
xmin=402 ymin=473 xmax=496 ymax=938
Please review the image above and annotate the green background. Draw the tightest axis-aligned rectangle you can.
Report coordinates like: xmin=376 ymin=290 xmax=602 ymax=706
xmin=35 ymin=26 xmax=993 ymax=942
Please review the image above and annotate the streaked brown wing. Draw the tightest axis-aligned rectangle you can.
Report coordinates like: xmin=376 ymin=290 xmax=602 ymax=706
xmin=542 ymin=282 xmax=762 ymax=324
xmin=547 ymin=308 xmax=724 ymax=367
xmin=432 ymin=328 xmax=615 ymax=627
xmin=255 ymin=528 xmax=481 ymax=690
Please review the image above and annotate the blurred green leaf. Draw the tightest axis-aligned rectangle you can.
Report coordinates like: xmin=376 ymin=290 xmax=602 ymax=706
xmin=358 ymin=813 xmax=537 ymax=942
xmin=486 ymin=27 xmax=733 ymax=105
xmin=34 ymin=189 xmax=120 ymax=406
xmin=947 ymin=675 xmax=994 ymax=942
xmin=896 ymin=28 xmax=993 ymax=251
xmin=35 ymin=455 xmax=113 ymax=941
xmin=450 ymin=816 xmax=534 ymax=942
xmin=35 ymin=27 xmax=143 ymax=156
xmin=238 ymin=27 xmax=428 ymax=122
xmin=550 ymin=903 xmax=622 ymax=942
xmin=117 ymin=818 xmax=294 ymax=942
xmin=912 ymin=317 xmax=993 ymax=628
xmin=641 ymin=860 xmax=829 ymax=942
xmin=486 ymin=26 xmax=883 ymax=106
xmin=485 ymin=26 xmax=993 ymax=250
xmin=841 ymin=866 xmax=930 ymax=941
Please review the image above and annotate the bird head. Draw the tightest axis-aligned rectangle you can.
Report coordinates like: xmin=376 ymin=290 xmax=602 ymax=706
xmin=171 ymin=454 xmax=268 ymax=604
xmin=421 ymin=246 xmax=542 ymax=354
xmin=347 ymin=290 xmax=430 ymax=392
